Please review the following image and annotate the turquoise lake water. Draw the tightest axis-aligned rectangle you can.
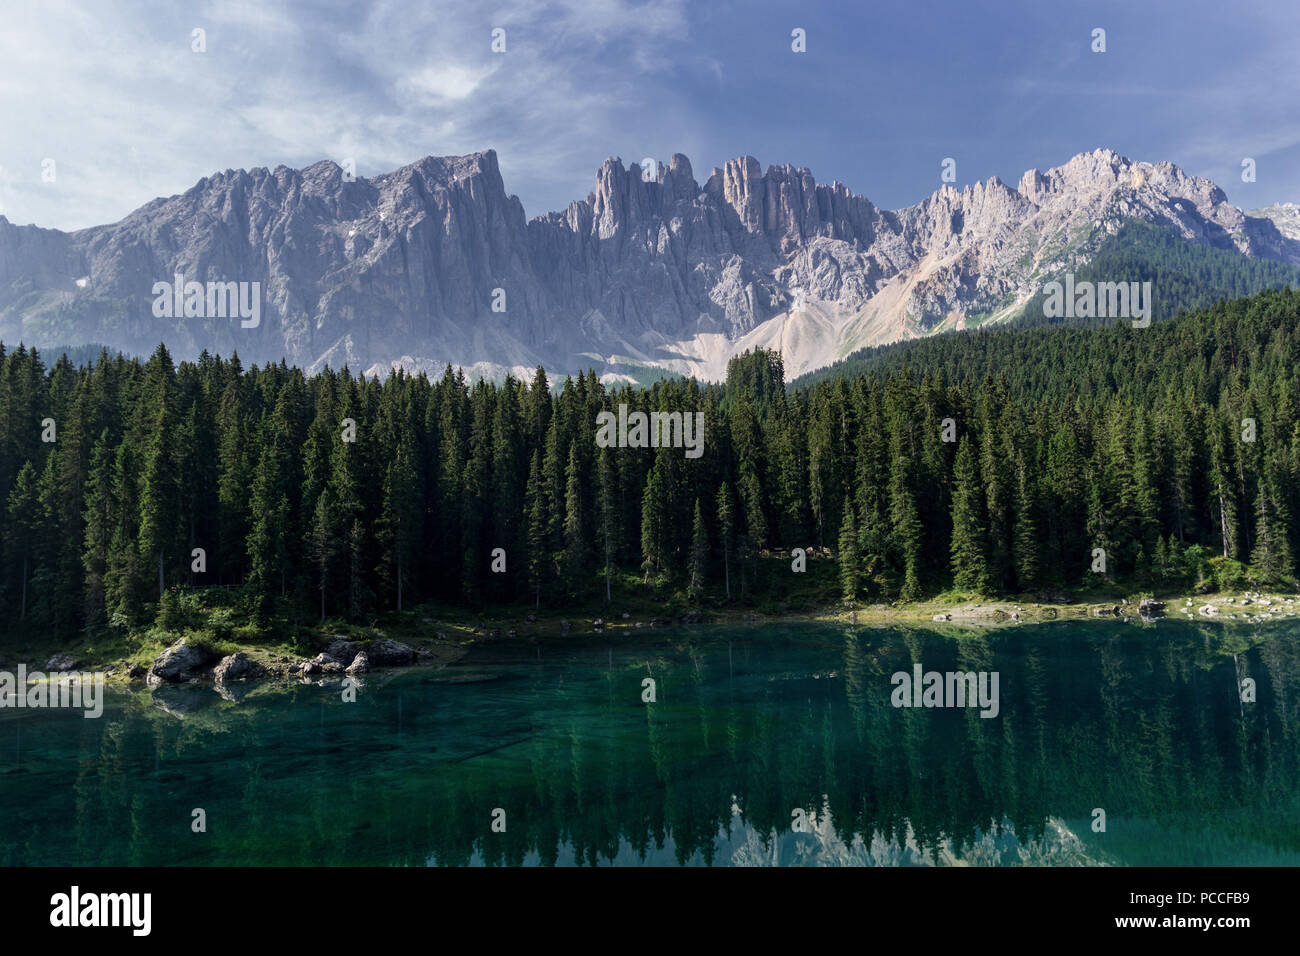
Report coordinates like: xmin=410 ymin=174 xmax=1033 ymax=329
xmin=2 ymin=619 xmax=1298 ymax=866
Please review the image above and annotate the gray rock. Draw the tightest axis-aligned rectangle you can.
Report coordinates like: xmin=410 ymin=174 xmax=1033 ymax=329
xmin=323 ymin=639 xmax=359 ymax=666
xmin=366 ymin=639 xmax=414 ymax=667
xmin=346 ymin=651 xmax=370 ymax=674
xmin=213 ymin=652 xmax=265 ymax=683
xmin=147 ymin=640 xmax=218 ymax=686
xmin=44 ymin=653 xmax=78 ymax=671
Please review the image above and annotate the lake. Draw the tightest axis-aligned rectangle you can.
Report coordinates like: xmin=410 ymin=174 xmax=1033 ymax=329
xmin=2 ymin=619 xmax=1298 ymax=866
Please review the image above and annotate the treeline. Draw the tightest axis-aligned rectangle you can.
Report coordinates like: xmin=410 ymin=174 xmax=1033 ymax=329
xmin=2 ymin=287 xmax=1300 ymax=639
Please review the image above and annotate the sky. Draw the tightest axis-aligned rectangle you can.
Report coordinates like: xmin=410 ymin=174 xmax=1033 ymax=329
xmin=2 ymin=0 xmax=1298 ymax=231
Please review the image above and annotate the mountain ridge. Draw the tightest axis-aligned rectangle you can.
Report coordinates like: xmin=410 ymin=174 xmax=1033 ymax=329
xmin=2 ymin=147 xmax=1297 ymax=381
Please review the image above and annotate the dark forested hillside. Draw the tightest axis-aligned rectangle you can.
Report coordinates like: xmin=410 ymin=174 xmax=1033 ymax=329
xmin=2 ymin=287 xmax=1299 ymax=641
xmin=1015 ymin=220 xmax=1300 ymax=330
xmin=805 ymin=222 xmax=1300 ymax=388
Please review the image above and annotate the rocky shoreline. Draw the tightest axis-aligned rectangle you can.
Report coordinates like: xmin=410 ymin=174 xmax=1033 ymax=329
xmin=140 ymin=635 xmax=449 ymax=688
xmin=9 ymin=590 xmax=1299 ymax=695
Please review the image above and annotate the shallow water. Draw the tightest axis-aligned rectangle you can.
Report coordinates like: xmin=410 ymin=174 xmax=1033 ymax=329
xmin=2 ymin=619 xmax=1298 ymax=866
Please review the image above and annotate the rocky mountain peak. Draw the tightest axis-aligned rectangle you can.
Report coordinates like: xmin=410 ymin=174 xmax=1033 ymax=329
xmin=2 ymin=147 xmax=1296 ymax=384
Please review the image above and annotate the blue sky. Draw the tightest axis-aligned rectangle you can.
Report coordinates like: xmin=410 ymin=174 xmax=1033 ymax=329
xmin=2 ymin=0 xmax=1297 ymax=230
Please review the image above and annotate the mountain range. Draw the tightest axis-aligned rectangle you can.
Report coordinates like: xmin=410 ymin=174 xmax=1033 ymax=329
xmin=2 ymin=147 xmax=1298 ymax=382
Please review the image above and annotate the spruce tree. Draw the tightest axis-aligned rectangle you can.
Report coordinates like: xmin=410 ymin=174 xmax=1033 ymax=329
xmin=597 ymin=445 xmax=618 ymax=604
xmin=3 ymin=462 xmax=40 ymax=621
xmin=949 ymin=435 xmax=989 ymax=593
xmin=716 ymin=481 xmax=734 ymax=601
xmin=309 ymin=489 xmax=334 ymax=622
xmin=524 ymin=450 xmax=547 ymax=608
xmin=688 ymin=498 xmax=708 ymax=600
xmin=838 ymin=504 xmax=860 ymax=604
xmin=1012 ymin=450 xmax=1040 ymax=591
xmin=1250 ymin=472 xmax=1295 ymax=582
xmin=562 ymin=444 xmax=586 ymax=594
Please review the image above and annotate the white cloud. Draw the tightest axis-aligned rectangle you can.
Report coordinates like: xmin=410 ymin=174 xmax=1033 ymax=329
xmin=398 ymin=64 xmax=498 ymax=105
xmin=0 ymin=0 xmax=696 ymax=230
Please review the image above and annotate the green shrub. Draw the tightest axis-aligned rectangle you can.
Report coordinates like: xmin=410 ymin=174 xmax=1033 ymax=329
xmin=231 ymin=624 xmax=265 ymax=644
xmin=207 ymin=607 xmax=238 ymax=642
xmin=156 ymin=588 xmax=205 ymax=630
xmin=1208 ymin=556 xmax=1250 ymax=592
xmin=182 ymin=628 xmax=238 ymax=659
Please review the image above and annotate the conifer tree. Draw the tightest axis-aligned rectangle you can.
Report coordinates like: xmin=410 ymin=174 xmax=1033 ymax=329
xmin=1250 ymin=471 xmax=1295 ymax=582
xmin=949 ymin=436 xmax=989 ymax=593
xmin=688 ymin=498 xmax=708 ymax=600
xmin=3 ymin=461 xmax=40 ymax=620
xmin=562 ymin=444 xmax=586 ymax=593
xmin=838 ymin=504 xmax=860 ymax=604
xmin=309 ymin=489 xmax=334 ymax=622
xmin=641 ymin=454 xmax=670 ymax=585
xmin=1012 ymin=450 xmax=1040 ymax=591
xmin=717 ymin=480 xmax=735 ymax=601
xmin=597 ymin=445 xmax=618 ymax=604
xmin=524 ymin=450 xmax=547 ymax=608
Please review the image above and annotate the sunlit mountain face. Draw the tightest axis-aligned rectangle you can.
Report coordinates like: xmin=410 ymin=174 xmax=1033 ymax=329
xmin=4 ymin=147 xmax=1298 ymax=385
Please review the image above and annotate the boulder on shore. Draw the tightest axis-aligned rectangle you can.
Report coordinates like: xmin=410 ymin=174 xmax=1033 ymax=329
xmin=1138 ymin=598 xmax=1167 ymax=616
xmin=45 ymin=653 xmax=78 ymax=671
xmin=366 ymin=639 xmax=415 ymax=667
xmin=148 ymin=640 xmax=218 ymax=686
xmin=324 ymin=639 xmax=359 ymax=667
xmin=346 ymin=652 xmax=370 ymax=675
xmin=213 ymin=652 xmax=265 ymax=684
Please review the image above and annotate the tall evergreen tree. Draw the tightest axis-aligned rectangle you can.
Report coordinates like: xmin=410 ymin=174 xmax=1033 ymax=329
xmin=716 ymin=480 xmax=735 ymax=601
xmin=949 ymin=436 xmax=989 ymax=593
xmin=838 ymin=504 xmax=860 ymax=604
